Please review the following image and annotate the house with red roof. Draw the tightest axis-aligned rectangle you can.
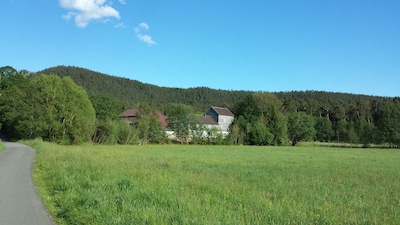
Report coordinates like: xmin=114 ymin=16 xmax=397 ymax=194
xmin=120 ymin=109 xmax=168 ymax=128
xmin=121 ymin=106 xmax=234 ymax=139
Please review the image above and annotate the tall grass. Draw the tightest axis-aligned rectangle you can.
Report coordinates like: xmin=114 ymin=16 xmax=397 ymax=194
xmin=27 ymin=139 xmax=400 ymax=225
xmin=0 ymin=140 xmax=5 ymax=152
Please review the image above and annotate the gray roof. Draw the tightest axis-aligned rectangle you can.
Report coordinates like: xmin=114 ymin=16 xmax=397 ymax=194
xmin=210 ymin=106 xmax=234 ymax=116
xmin=197 ymin=115 xmax=218 ymax=125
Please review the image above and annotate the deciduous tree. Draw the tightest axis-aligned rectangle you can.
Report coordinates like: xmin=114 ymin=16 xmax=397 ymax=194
xmin=0 ymin=69 xmax=95 ymax=144
xmin=165 ymin=103 xmax=193 ymax=144
xmin=287 ymin=112 xmax=315 ymax=146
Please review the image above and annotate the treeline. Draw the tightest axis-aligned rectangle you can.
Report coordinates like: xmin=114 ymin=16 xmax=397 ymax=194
xmin=2 ymin=65 xmax=400 ymax=147
xmin=38 ymin=66 xmax=400 ymax=147
xmin=230 ymin=92 xmax=400 ymax=147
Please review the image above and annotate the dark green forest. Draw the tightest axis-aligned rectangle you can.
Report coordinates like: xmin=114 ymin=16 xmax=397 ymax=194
xmin=38 ymin=66 xmax=249 ymax=112
xmin=1 ymin=65 xmax=399 ymax=147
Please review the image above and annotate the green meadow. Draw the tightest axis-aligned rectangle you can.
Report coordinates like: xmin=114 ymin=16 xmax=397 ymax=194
xmin=26 ymin=140 xmax=400 ymax=225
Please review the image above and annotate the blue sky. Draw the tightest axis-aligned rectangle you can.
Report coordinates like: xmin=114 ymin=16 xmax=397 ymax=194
xmin=1 ymin=0 xmax=399 ymax=97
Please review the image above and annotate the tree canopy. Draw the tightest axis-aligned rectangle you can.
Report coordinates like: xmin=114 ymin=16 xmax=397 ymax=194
xmin=0 ymin=67 xmax=95 ymax=144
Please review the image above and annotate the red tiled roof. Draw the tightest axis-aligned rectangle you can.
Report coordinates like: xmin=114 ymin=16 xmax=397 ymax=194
xmin=120 ymin=109 xmax=168 ymax=128
xmin=156 ymin=111 xmax=168 ymax=128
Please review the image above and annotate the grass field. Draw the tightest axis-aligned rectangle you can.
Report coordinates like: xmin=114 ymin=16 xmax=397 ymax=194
xmin=26 ymin=139 xmax=400 ymax=225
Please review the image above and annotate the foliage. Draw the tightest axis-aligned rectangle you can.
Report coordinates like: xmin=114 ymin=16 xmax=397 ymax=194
xmin=203 ymin=126 xmax=226 ymax=145
xmin=376 ymin=99 xmax=400 ymax=147
xmin=357 ymin=121 xmax=376 ymax=147
xmin=287 ymin=112 xmax=316 ymax=146
xmin=89 ymin=94 xmax=123 ymax=121
xmin=165 ymin=103 xmax=194 ymax=144
xmin=225 ymin=119 xmax=243 ymax=145
xmin=115 ymin=121 xmax=138 ymax=145
xmin=0 ymin=140 xmax=5 ymax=153
xmin=134 ymin=105 xmax=168 ymax=144
xmin=233 ymin=93 xmax=287 ymax=146
xmin=234 ymin=94 xmax=260 ymax=124
xmin=57 ymin=76 xmax=96 ymax=144
xmin=188 ymin=122 xmax=206 ymax=145
xmin=253 ymin=92 xmax=287 ymax=145
xmin=248 ymin=121 xmax=273 ymax=145
xmin=91 ymin=119 xmax=119 ymax=144
xmin=3 ymin=65 xmax=400 ymax=147
xmin=28 ymin=140 xmax=400 ymax=225
xmin=314 ymin=117 xmax=333 ymax=142
xmin=0 ymin=67 xmax=95 ymax=144
xmin=39 ymin=66 xmax=248 ymax=112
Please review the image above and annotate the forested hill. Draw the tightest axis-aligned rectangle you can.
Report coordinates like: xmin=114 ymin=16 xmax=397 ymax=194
xmin=38 ymin=66 xmax=249 ymax=111
xmin=39 ymin=66 xmax=393 ymax=114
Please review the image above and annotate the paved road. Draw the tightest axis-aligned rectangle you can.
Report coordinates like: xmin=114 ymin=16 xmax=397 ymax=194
xmin=0 ymin=141 xmax=54 ymax=225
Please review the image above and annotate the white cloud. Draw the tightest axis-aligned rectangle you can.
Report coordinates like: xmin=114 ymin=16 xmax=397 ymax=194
xmin=118 ymin=0 xmax=126 ymax=5
xmin=59 ymin=0 xmax=120 ymax=28
xmin=139 ymin=22 xmax=149 ymax=30
xmin=134 ymin=22 xmax=156 ymax=46
xmin=62 ymin=11 xmax=75 ymax=20
xmin=137 ymin=34 xmax=156 ymax=46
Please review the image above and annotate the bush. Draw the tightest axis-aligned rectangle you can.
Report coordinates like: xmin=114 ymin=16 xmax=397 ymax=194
xmin=92 ymin=120 xmax=119 ymax=144
xmin=116 ymin=121 xmax=139 ymax=145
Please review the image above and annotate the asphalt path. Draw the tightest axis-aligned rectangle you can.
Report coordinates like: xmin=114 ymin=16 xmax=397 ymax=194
xmin=0 ymin=140 xmax=54 ymax=225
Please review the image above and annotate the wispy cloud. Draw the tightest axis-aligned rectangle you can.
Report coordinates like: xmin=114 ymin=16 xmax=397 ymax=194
xmin=134 ymin=22 xmax=156 ymax=46
xmin=59 ymin=0 xmax=120 ymax=28
xmin=139 ymin=22 xmax=149 ymax=30
xmin=114 ymin=22 xmax=126 ymax=28
xmin=118 ymin=0 xmax=126 ymax=5
xmin=137 ymin=34 xmax=156 ymax=46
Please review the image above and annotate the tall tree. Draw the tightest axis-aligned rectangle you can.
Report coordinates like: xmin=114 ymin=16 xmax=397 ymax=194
xmin=134 ymin=103 xmax=167 ymax=144
xmin=90 ymin=94 xmax=123 ymax=121
xmin=234 ymin=95 xmax=260 ymax=124
xmin=248 ymin=121 xmax=273 ymax=145
xmin=165 ymin=103 xmax=193 ymax=144
xmin=314 ymin=117 xmax=333 ymax=142
xmin=287 ymin=112 xmax=316 ymax=146
xmin=227 ymin=116 xmax=247 ymax=145
xmin=376 ymin=100 xmax=400 ymax=147
xmin=253 ymin=92 xmax=287 ymax=145
xmin=0 ymin=70 xmax=95 ymax=144
xmin=56 ymin=76 xmax=96 ymax=144
xmin=357 ymin=121 xmax=376 ymax=146
xmin=0 ymin=68 xmax=35 ymax=139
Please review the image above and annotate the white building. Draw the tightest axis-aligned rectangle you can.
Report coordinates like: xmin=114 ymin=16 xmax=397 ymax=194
xmin=197 ymin=106 xmax=234 ymax=136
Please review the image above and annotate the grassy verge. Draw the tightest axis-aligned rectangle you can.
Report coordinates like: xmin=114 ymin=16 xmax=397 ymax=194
xmin=0 ymin=140 xmax=5 ymax=153
xmin=26 ymin=139 xmax=400 ymax=225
